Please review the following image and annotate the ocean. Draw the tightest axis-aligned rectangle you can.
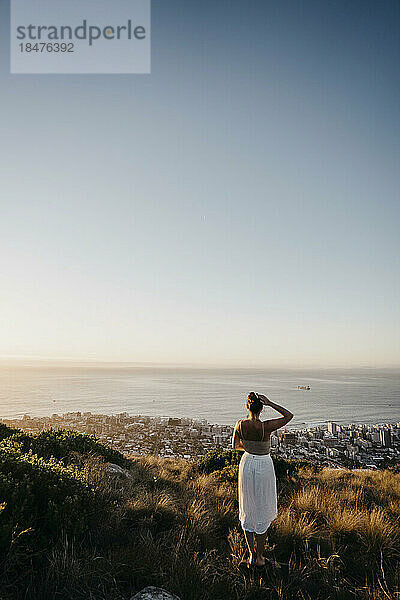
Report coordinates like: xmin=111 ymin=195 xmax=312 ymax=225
xmin=0 ymin=364 xmax=399 ymax=428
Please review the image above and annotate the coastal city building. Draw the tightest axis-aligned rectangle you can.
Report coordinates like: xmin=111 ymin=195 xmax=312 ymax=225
xmin=2 ymin=413 xmax=399 ymax=470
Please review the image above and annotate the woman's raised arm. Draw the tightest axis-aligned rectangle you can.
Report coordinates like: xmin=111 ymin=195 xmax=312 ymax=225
xmin=258 ymin=394 xmax=294 ymax=433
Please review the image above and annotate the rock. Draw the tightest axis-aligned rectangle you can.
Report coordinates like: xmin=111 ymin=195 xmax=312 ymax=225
xmin=106 ymin=463 xmax=131 ymax=478
xmin=130 ymin=586 xmax=181 ymax=600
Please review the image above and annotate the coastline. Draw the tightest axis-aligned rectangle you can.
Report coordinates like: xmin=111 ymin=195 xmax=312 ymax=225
xmin=3 ymin=411 xmax=399 ymax=470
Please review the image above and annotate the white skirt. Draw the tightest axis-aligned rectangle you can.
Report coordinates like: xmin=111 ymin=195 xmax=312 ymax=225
xmin=238 ymin=452 xmax=278 ymax=534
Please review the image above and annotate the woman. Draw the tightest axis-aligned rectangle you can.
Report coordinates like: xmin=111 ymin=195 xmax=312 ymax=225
xmin=232 ymin=392 xmax=293 ymax=567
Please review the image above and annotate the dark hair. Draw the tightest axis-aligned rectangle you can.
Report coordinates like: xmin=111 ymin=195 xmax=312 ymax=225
xmin=247 ymin=391 xmax=263 ymax=416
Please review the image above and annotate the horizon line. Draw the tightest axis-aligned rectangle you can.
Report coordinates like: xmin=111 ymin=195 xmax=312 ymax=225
xmin=0 ymin=355 xmax=399 ymax=370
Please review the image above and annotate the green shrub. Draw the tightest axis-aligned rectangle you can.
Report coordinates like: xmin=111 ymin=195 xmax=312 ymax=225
xmin=0 ymin=423 xmax=18 ymax=441
xmin=272 ymin=456 xmax=321 ymax=478
xmin=0 ymin=425 xmax=128 ymax=558
xmin=197 ymin=450 xmax=319 ymax=482
xmin=213 ymin=464 xmax=239 ymax=482
xmin=0 ymin=439 xmax=104 ymax=553
xmin=197 ymin=449 xmax=242 ymax=475
xmin=2 ymin=428 xmax=128 ymax=468
xmin=388 ymin=463 xmax=400 ymax=474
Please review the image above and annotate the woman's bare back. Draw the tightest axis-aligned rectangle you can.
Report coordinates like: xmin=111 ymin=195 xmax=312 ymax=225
xmin=240 ymin=419 xmax=271 ymax=442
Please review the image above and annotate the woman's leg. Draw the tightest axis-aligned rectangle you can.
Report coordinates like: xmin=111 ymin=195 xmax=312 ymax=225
xmin=243 ymin=529 xmax=256 ymax=564
xmin=254 ymin=530 xmax=268 ymax=566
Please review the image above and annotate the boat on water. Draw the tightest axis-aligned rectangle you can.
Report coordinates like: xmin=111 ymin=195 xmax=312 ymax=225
xmin=297 ymin=385 xmax=311 ymax=390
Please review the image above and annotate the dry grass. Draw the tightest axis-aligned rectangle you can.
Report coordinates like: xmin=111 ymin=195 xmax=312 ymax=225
xmin=2 ymin=454 xmax=399 ymax=600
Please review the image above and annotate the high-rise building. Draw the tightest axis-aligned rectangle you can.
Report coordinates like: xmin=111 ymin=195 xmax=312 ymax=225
xmin=328 ymin=422 xmax=338 ymax=435
xmin=379 ymin=429 xmax=392 ymax=447
xmin=270 ymin=434 xmax=279 ymax=447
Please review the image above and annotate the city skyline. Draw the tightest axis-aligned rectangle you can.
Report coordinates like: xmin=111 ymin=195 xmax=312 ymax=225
xmin=4 ymin=411 xmax=399 ymax=470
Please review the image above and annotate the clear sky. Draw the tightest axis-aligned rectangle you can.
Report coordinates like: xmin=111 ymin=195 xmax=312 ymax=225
xmin=0 ymin=0 xmax=399 ymax=367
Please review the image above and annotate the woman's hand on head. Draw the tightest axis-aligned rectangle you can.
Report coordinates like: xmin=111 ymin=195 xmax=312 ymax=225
xmin=258 ymin=394 xmax=270 ymax=405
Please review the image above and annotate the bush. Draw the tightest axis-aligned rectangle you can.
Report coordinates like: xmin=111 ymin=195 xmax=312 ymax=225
xmin=197 ymin=450 xmax=319 ymax=482
xmin=272 ymin=456 xmax=321 ymax=478
xmin=197 ymin=450 xmax=242 ymax=475
xmin=0 ymin=426 xmax=128 ymax=558
xmin=0 ymin=423 xmax=18 ymax=441
xmin=0 ymin=438 xmax=103 ymax=553
xmin=388 ymin=463 xmax=400 ymax=474
xmin=2 ymin=427 xmax=128 ymax=468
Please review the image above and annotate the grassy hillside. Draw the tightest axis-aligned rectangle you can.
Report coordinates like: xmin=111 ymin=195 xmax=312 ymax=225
xmin=0 ymin=423 xmax=399 ymax=600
